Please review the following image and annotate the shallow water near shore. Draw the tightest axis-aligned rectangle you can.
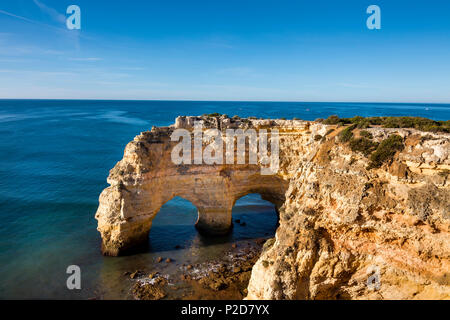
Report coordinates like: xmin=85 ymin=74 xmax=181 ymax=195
xmin=0 ymin=100 xmax=449 ymax=299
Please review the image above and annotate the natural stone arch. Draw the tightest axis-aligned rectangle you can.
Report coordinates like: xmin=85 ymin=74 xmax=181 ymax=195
xmin=148 ymin=191 xmax=236 ymax=238
xmin=96 ymin=172 xmax=287 ymax=256
xmin=231 ymin=186 xmax=286 ymax=211
xmin=95 ymin=116 xmax=304 ymax=256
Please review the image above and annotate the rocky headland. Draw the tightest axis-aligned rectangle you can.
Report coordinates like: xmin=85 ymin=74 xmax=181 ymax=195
xmin=96 ymin=115 xmax=449 ymax=299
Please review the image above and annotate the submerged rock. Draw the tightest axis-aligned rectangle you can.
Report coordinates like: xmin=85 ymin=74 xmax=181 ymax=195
xmin=132 ymin=277 xmax=168 ymax=300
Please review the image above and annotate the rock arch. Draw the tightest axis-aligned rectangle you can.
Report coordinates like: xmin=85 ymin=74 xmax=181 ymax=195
xmin=95 ymin=117 xmax=296 ymax=256
xmin=96 ymin=171 xmax=287 ymax=256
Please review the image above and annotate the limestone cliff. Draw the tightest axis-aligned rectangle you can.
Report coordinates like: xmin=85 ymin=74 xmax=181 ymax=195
xmin=95 ymin=115 xmax=449 ymax=299
xmin=246 ymin=124 xmax=450 ymax=300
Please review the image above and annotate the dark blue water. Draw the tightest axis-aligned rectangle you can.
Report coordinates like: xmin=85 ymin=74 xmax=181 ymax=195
xmin=0 ymin=100 xmax=448 ymax=299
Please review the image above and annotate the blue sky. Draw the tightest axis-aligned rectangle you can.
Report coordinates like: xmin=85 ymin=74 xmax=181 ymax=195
xmin=0 ymin=0 xmax=449 ymax=102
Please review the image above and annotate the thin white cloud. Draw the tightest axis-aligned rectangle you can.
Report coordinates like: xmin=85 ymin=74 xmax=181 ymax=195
xmin=337 ymin=82 xmax=374 ymax=89
xmin=0 ymin=69 xmax=79 ymax=77
xmin=32 ymin=0 xmax=66 ymax=24
xmin=0 ymin=58 xmax=31 ymax=63
xmin=217 ymin=67 xmax=255 ymax=77
xmin=214 ymin=67 xmax=264 ymax=79
xmin=0 ymin=45 xmax=65 ymax=56
xmin=0 ymin=9 xmax=36 ymax=24
xmin=44 ymin=49 xmax=64 ymax=55
xmin=0 ymin=5 xmax=91 ymax=50
xmin=68 ymin=57 xmax=103 ymax=62
xmin=119 ymin=67 xmax=146 ymax=71
xmin=0 ymin=8 xmax=66 ymax=33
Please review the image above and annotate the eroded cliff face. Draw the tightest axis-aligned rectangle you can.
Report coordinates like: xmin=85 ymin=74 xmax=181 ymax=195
xmin=246 ymin=126 xmax=450 ymax=300
xmin=95 ymin=116 xmax=291 ymax=256
xmin=96 ymin=115 xmax=449 ymax=299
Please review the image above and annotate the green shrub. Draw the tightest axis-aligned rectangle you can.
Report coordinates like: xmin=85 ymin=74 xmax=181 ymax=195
xmin=367 ymin=135 xmax=404 ymax=169
xmin=367 ymin=117 xmax=384 ymax=125
xmin=334 ymin=116 xmax=366 ymax=128
xmin=349 ymin=137 xmax=378 ymax=156
xmin=263 ymin=238 xmax=275 ymax=251
xmin=207 ymin=113 xmax=221 ymax=117
xmin=339 ymin=124 xmax=356 ymax=142
xmin=360 ymin=130 xmax=373 ymax=139
xmin=314 ymin=134 xmax=323 ymax=141
xmin=325 ymin=128 xmax=335 ymax=136
xmin=349 ymin=115 xmax=364 ymax=124
xmin=323 ymin=115 xmax=340 ymax=125
xmin=380 ymin=116 xmax=445 ymax=131
xmin=357 ymin=119 xmax=371 ymax=129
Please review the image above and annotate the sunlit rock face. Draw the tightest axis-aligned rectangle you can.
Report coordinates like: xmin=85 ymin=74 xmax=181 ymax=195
xmin=96 ymin=115 xmax=450 ymax=299
xmin=246 ymin=126 xmax=450 ymax=300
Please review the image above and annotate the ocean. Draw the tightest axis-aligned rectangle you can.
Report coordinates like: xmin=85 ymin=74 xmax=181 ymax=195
xmin=0 ymin=100 xmax=449 ymax=299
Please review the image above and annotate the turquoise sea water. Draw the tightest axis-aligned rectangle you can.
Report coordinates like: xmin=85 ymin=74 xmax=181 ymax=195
xmin=0 ymin=100 xmax=449 ymax=299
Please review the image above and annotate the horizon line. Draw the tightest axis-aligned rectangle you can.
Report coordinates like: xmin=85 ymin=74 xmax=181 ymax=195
xmin=0 ymin=98 xmax=449 ymax=105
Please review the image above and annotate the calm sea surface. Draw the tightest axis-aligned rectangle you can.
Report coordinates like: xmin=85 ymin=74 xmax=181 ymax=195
xmin=0 ymin=100 xmax=449 ymax=299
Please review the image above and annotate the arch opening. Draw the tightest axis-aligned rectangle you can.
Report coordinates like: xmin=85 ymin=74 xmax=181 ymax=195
xmin=230 ymin=193 xmax=279 ymax=241
xmin=145 ymin=192 xmax=279 ymax=253
xmin=148 ymin=196 xmax=199 ymax=252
